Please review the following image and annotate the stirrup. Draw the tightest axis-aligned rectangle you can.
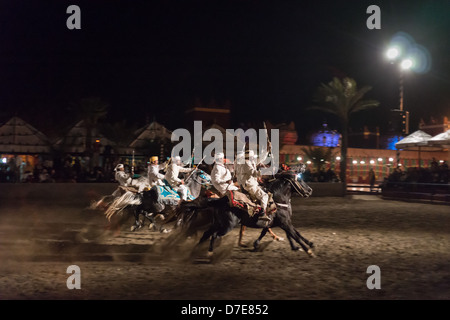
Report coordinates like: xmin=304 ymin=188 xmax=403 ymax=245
xmin=258 ymin=210 xmax=271 ymax=221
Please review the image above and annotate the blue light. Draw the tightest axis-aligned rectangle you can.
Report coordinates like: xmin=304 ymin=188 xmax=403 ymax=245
xmin=311 ymin=132 xmax=340 ymax=147
xmin=386 ymin=135 xmax=403 ymax=150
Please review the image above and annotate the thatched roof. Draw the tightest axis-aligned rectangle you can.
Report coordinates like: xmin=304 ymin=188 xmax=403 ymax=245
xmin=0 ymin=116 xmax=51 ymax=153
xmin=130 ymin=121 xmax=173 ymax=148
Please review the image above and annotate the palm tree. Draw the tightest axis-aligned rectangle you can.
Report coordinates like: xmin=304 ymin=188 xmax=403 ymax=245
xmin=308 ymin=77 xmax=379 ymax=194
xmin=101 ymin=120 xmax=138 ymax=149
xmin=300 ymin=146 xmax=336 ymax=172
xmin=71 ymin=97 xmax=109 ymax=169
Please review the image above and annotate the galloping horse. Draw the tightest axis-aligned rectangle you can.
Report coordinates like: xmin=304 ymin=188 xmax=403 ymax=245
xmin=193 ymin=170 xmax=315 ymax=257
xmin=104 ymin=168 xmax=211 ymax=233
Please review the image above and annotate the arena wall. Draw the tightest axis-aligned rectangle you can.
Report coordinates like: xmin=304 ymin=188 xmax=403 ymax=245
xmin=0 ymin=182 xmax=345 ymax=205
xmin=0 ymin=183 xmax=118 ymax=206
xmin=306 ymin=182 xmax=344 ymax=197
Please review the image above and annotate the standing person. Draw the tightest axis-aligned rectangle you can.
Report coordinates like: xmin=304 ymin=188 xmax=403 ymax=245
xmin=164 ymin=156 xmax=194 ymax=201
xmin=235 ymin=149 xmax=270 ymax=221
xmin=368 ymin=167 xmax=376 ymax=192
xmin=211 ymin=152 xmax=239 ymax=196
xmin=147 ymin=156 xmax=165 ymax=187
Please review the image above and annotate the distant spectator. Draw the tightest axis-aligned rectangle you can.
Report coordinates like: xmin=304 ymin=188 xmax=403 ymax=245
xmin=326 ymin=168 xmax=339 ymax=182
xmin=368 ymin=168 xmax=376 ymax=192
xmin=39 ymin=169 xmax=53 ymax=183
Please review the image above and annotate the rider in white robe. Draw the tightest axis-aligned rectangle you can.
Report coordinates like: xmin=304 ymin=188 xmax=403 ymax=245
xmin=164 ymin=156 xmax=193 ymax=201
xmin=211 ymin=152 xmax=238 ymax=196
xmin=147 ymin=156 xmax=165 ymax=187
xmin=235 ymin=149 xmax=270 ymax=221
xmin=112 ymin=163 xmax=132 ymax=197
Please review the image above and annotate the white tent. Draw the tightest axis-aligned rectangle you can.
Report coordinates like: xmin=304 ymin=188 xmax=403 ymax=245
xmin=427 ymin=129 xmax=450 ymax=162
xmin=395 ymin=130 xmax=443 ymax=167
xmin=427 ymin=129 xmax=450 ymax=148
xmin=395 ymin=130 xmax=434 ymax=150
xmin=0 ymin=116 xmax=51 ymax=154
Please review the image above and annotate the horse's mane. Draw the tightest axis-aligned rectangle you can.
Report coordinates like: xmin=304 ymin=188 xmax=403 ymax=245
xmin=264 ymin=171 xmax=294 ymax=195
xmin=264 ymin=169 xmax=312 ymax=198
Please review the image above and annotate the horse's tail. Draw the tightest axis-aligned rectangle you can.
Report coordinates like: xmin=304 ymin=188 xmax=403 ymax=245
xmin=89 ymin=195 xmax=114 ymax=211
xmin=104 ymin=191 xmax=142 ymax=221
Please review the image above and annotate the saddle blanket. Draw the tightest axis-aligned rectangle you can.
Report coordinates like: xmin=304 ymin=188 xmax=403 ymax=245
xmin=119 ymin=183 xmax=195 ymax=206
xmin=226 ymin=190 xmax=277 ymax=217
xmin=155 ymin=182 xmax=196 ymax=204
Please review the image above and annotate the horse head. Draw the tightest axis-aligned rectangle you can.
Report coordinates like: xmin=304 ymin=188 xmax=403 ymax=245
xmin=273 ymin=167 xmax=313 ymax=198
xmin=185 ymin=169 xmax=212 ymax=199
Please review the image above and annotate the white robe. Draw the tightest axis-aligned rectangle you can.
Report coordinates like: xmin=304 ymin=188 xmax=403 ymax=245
xmin=164 ymin=163 xmax=192 ymax=200
xmin=235 ymin=159 xmax=268 ymax=210
xmin=115 ymin=170 xmax=131 ymax=186
xmin=211 ymin=163 xmax=238 ymax=196
xmin=112 ymin=170 xmax=132 ymax=197
xmin=148 ymin=164 xmax=165 ymax=186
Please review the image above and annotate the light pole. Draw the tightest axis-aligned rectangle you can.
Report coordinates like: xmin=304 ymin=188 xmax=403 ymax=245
xmin=386 ymin=47 xmax=413 ymax=113
xmin=386 ymin=47 xmax=413 ymax=136
xmin=386 ymin=47 xmax=414 ymax=168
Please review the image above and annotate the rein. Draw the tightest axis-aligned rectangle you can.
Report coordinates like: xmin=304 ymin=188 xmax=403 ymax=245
xmin=287 ymin=178 xmax=312 ymax=197
xmin=275 ymin=202 xmax=290 ymax=208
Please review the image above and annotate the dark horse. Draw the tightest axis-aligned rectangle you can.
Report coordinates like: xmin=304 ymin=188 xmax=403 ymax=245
xmin=183 ymin=170 xmax=315 ymax=258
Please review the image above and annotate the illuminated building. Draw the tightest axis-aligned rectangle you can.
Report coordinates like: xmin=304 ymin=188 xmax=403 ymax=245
xmin=309 ymin=123 xmax=341 ymax=147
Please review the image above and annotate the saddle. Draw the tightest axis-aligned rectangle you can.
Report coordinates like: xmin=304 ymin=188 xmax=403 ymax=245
xmin=226 ymin=189 xmax=277 ymax=217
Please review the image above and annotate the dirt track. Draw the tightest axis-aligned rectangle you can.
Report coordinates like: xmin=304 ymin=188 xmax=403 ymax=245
xmin=0 ymin=194 xmax=449 ymax=301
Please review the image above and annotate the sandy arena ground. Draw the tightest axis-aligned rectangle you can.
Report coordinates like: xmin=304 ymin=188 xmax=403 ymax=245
xmin=0 ymin=194 xmax=449 ymax=301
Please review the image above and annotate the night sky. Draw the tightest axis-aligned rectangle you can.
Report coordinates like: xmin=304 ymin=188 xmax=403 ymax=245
xmin=1 ymin=0 xmax=449 ymax=143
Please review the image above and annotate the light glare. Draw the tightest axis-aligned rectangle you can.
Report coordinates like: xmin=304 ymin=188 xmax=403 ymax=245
xmin=401 ymin=58 xmax=413 ymax=70
xmin=386 ymin=47 xmax=399 ymax=60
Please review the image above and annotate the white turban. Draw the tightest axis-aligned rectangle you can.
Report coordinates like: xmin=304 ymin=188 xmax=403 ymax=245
xmin=214 ymin=152 xmax=224 ymax=162
xmin=172 ymin=155 xmax=181 ymax=163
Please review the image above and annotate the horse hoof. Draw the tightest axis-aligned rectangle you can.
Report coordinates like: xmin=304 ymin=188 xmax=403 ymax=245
xmin=207 ymin=251 xmax=214 ymax=257
xmin=161 ymin=228 xmax=171 ymax=234
xmin=276 ymin=237 xmax=285 ymax=242
xmin=307 ymin=249 xmax=316 ymax=257
xmin=149 ymin=223 xmax=156 ymax=230
xmin=130 ymin=226 xmax=136 ymax=232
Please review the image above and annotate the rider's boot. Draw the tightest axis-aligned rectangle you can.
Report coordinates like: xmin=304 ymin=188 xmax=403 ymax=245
xmin=258 ymin=209 xmax=271 ymax=221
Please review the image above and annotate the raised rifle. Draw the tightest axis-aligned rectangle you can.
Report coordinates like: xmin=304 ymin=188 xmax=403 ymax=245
xmin=131 ymin=149 xmax=135 ymax=177
xmin=185 ymin=155 xmax=206 ymax=183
